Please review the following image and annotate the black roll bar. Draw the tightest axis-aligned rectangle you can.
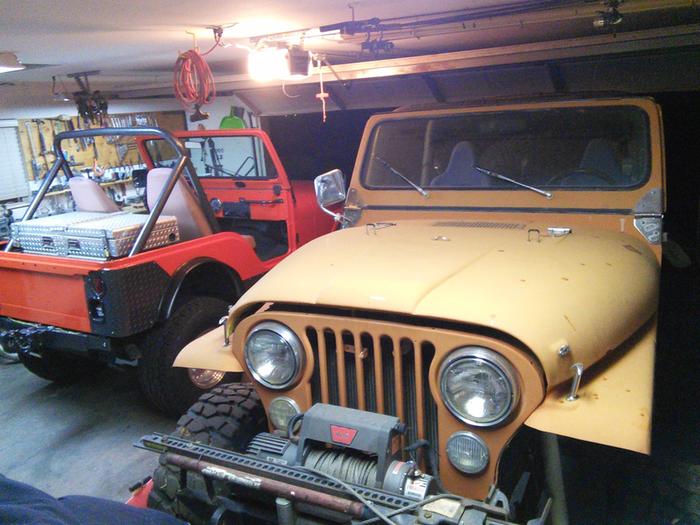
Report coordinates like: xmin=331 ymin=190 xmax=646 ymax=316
xmin=5 ymin=126 xmax=219 ymax=256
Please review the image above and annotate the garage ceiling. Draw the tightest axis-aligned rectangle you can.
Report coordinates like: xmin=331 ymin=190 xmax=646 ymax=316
xmin=1 ymin=0 xmax=699 ymax=115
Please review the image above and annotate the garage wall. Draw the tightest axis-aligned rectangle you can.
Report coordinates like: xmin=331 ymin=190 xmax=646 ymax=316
xmin=0 ymin=84 xmax=184 ymax=121
xmin=183 ymin=94 xmax=260 ymax=131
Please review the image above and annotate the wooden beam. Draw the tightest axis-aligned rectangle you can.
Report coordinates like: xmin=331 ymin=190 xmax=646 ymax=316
xmin=325 ymin=85 xmax=347 ymax=111
xmin=421 ymin=75 xmax=446 ymax=103
xmin=115 ymin=24 xmax=700 ymax=96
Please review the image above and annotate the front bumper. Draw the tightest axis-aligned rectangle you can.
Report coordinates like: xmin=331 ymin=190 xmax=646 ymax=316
xmin=136 ymin=433 xmax=551 ymax=525
xmin=0 ymin=317 xmax=114 ymax=359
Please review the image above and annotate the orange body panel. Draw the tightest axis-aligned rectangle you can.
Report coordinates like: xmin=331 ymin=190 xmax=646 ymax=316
xmin=0 ymin=264 xmax=92 ymax=332
xmin=0 ymin=232 xmax=270 ymax=332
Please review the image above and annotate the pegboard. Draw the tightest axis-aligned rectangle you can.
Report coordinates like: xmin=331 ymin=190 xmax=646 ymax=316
xmin=17 ymin=110 xmax=186 ymax=181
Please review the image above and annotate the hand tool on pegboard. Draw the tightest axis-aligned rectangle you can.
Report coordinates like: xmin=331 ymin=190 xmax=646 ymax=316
xmin=105 ymin=116 xmax=118 ymax=143
xmin=50 ymin=119 xmax=63 ymax=142
xmin=64 ymin=117 xmax=81 ymax=150
xmin=23 ymin=121 xmax=42 ymax=179
xmin=116 ymin=143 xmax=128 ymax=165
xmin=91 ymin=137 xmax=99 ymax=161
xmin=32 ymin=119 xmax=55 ymax=175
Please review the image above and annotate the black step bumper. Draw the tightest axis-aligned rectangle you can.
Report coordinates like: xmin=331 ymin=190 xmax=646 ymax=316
xmin=0 ymin=317 xmax=114 ymax=359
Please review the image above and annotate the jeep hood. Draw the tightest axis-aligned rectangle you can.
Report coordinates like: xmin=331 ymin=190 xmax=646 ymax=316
xmin=232 ymin=220 xmax=659 ymax=388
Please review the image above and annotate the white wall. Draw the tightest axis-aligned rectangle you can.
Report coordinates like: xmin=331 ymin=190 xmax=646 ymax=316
xmin=184 ymin=94 xmax=259 ymax=131
xmin=0 ymin=83 xmax=183 ymax=120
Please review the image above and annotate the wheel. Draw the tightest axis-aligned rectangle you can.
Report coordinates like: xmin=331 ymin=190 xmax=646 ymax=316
xmin=137 ymin=296 xmax=235 ymax=417
xmin=17 ymin=350 xmax=97 ymax=384
xmin=148 ymin=384 xmax=267 ymax=524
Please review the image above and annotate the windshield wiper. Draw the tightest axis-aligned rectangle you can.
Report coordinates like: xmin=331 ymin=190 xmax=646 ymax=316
xmin=375 ymin=156 xmax=430 ymax=198
xmin=474 ymin=166 xmax=552 ymax=199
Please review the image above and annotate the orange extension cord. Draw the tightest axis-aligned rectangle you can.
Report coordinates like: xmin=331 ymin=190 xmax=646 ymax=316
xmin=173 ymin=44 xmax=217 ymax=109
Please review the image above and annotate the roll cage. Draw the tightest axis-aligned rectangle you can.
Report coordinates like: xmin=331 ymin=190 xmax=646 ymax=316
xmin=5 ymin=126 xmax=219 ymax=256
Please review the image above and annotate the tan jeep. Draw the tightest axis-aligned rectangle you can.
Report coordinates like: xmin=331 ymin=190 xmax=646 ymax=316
xmin=141 ymin=97 xmax=664 ymax=525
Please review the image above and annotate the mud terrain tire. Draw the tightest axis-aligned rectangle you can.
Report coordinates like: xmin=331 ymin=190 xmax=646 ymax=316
xmin=148 ymin=384 xmax=267 ymax=524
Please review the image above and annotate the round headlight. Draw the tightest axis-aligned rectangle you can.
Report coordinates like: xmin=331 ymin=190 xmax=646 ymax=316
xmin=446 ymin=431 xmax=489 ymax=474
xmin=269 ymin=397 xmax=301 ymax=431
xmin=244 ymin=321 xmax=303 ymax=389
xmin=439 ymin=347 xmax=518 ymax=427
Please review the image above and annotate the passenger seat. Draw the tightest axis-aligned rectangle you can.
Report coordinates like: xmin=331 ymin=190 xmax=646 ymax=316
xmin=146 ymin=168 xmax=213 ymax=242
xmin=430 ymin=141 xmax=489 ymax=187
xmin=68 ymin=177 xmax=120 ymax=213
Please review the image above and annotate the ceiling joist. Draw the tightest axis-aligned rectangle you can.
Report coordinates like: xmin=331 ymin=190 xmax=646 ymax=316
xmin=116 ymin=23 xmax=700 ymax=100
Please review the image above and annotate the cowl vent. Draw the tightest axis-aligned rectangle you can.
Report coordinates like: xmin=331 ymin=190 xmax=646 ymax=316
xmin=432 ymin=221 xmax=525 ymax=229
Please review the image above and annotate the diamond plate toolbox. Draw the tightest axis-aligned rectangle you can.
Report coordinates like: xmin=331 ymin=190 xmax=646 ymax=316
xmin=11 ymin=212 xmax=114 ymax=256
xmin=11 ymin=211 xmax=179 ymax=259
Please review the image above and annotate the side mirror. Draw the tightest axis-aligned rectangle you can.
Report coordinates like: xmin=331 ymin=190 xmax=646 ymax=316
xmin=314 ymin=169 xmax=347 ymax=222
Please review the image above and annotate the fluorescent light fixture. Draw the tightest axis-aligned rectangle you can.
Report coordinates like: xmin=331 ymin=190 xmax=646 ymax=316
xmin=0 ymin=53 xmax=25 ymax=74
xmin=244 ymin=43 xmax=312 ymax=81
xmin=248 ymin=46 xmax=290 ymax=81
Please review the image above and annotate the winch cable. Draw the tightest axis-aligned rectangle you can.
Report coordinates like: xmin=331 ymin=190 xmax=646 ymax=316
xmin=287 ymin=415 xmax=445 ymax=525
xmin=287 ymin=414 xmax=388 ymax=525
xmin=355 ymin=494 xmax=464 ymax=525
xmin=304 ymin=448 xmax=377 ymax=487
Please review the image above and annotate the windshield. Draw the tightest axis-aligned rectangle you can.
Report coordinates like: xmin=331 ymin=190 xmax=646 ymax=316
xmin=146 ymin=135 xmax=278 ymax=179
xmin=362 ymin=106 xmax=650 ymax=191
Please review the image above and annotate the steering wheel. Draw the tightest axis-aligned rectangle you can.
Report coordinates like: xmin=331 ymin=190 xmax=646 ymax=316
xmin=547 ymin=167 xmax=616 ymax=186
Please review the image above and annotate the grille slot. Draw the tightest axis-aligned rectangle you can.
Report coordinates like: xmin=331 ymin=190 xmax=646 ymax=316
xmin=308 ymin=325 xmax=439 ymax=458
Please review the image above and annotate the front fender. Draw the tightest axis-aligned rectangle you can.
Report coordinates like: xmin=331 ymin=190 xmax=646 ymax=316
xmin=173 ymin=327 xmax=244 ymax=373
xmin=525 ymin=318 xmax=656 ymax=455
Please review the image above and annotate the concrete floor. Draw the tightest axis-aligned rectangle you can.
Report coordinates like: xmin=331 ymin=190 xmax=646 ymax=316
xmin=0 ymin=362 xmax=175 ymax=502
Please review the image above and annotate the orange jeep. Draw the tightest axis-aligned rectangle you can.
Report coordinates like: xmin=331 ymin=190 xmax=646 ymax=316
xmin=0 ymin=126 xmax=335 ymax=415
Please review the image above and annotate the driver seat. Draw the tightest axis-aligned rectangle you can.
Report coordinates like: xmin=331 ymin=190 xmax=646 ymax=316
xmin=146 ymin=168 xmax=213 ymax=241
xmin=430 ymin=141 xmax=489 ymax=187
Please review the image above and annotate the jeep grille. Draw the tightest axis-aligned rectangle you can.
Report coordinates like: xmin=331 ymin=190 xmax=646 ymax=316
xmin=305 ymin=326 xmax=439 ymax=450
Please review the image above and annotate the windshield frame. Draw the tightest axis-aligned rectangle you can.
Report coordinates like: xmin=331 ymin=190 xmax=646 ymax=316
xmin=145 ymin=134 xmax=278 ymax=181
xmin=359 ymin=104 xmax=652 ymax=193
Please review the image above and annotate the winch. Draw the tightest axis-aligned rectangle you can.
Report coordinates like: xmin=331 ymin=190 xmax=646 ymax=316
xmin=245 ymin=404 xmax=436 ymax=501
xmin=137 ymin=402 xmax=538 ymax=525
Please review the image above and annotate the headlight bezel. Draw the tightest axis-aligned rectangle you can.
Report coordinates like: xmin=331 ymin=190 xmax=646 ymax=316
xmin=439 ymin=346 xmax=519 ymax=427
xmin=244 ymin=321 xmax=304 ymax=390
